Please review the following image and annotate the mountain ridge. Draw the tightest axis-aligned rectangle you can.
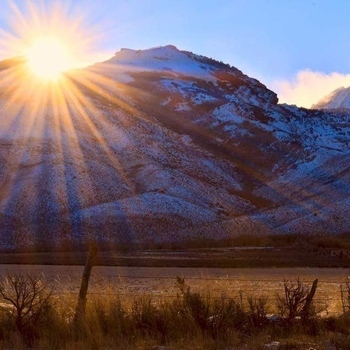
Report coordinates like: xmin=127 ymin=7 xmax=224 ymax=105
xmin=313 ymin=85 xmax=350 ymax=110
xmin=0 ymin=45 xmax=349 ymax=250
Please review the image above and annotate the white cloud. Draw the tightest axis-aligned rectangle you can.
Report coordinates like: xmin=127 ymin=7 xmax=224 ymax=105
xmin=273 ymin=70 xmax=350 ymax=108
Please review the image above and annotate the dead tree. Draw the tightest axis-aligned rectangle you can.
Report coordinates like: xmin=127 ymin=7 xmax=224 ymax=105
xmin=0 ymin=273 xmax=54 ymax=345
xmin=74 ymin=242 xmax=98 ymax=325
xmin=277 ymin=278 xmax=318 ymax=321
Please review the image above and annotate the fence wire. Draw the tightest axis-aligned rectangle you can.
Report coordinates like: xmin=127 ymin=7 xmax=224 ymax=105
xmin=34 ymin=273 xmax=350 ymax=315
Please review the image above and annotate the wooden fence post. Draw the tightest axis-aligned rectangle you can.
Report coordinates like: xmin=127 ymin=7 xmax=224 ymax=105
xmin=74 ymin=242 xmax=98 ymax=325
xmin=301 ymin=278 xmax=318 ymax=320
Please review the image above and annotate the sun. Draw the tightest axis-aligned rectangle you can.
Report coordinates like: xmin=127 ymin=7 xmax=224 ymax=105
xmin=0 ymin=1 xmax=105 ymax=83
xmin=25 ymin=36 xmax=77 ymax=81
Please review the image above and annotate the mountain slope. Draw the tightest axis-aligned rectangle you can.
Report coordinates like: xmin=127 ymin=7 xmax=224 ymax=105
xmin=313 ymin=86 xmax=350 ymax=110
xmin=0 ymin=45 xmax=349 ymax=249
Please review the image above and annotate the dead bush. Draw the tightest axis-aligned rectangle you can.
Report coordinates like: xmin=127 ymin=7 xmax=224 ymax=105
xmin=0 ymin=273 xmax=55 ymax=346
xmin=277 ymin=278 xmax=318 ymax=321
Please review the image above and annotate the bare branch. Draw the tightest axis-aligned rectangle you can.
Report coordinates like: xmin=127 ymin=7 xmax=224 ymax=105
xmin=0 ymin=272 xmax=55 ymax=344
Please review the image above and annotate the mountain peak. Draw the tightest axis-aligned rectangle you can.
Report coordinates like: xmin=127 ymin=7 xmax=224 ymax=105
xmin=313 ymin=86 xmax=350 ymax=110
xmin=2 ymin=45 xmax=350 ymax=249
xmin=101 ymin=44 xmax=219 ymax=84
xmin=118 ymin=44 xmax=179 ymax=55
xmin=96 ymin=45 xmax=277 ymax=101
xmin=156 ymin=44 xmax=179 ymax=51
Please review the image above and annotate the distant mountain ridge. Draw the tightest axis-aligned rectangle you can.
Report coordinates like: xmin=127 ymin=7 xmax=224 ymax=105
xmin=313 ymin=86 xmax=350 ymax=110
xmin=0 ymin=45 xmax=349 ymax=250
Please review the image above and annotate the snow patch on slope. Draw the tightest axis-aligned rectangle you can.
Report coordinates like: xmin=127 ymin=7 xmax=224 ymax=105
xmin=79 ymin=192 xmax=217 ymax=224
xmin=93 ymin=45 xmax=217 ymax=83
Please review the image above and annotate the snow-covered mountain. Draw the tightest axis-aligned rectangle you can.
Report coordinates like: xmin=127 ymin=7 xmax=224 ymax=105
xmin=313 ymin=86 xmax=350 ymax=110
xmin=0 ymin=45 xmax=349 ymax=250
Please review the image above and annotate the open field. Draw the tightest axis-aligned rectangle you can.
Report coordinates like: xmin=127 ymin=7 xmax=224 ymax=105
xmin=0 ymin=244 xmax=350 ymax=268
xmin=1 ymin=264 xmax=349 ymax=315
xmin=1 ymin=265 xmax=350 ymax=348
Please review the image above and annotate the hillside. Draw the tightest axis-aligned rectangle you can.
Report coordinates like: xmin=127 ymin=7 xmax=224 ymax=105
xmin=0 ymin=45 xmax=349 ymax=250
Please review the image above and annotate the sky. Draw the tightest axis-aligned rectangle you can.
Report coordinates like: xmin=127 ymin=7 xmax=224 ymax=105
xmin=1 ymin=0 xmax=350 ymax=108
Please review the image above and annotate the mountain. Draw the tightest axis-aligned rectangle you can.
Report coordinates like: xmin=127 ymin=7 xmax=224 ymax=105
xmin=313 ymin=86 xmax=350 ymax=110
xmin=0 ymin=45 xmax=349 ymax=250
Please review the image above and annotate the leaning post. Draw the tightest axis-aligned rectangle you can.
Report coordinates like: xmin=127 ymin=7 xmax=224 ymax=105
xmin=74 ymin=242 xmax=98 ymax=325
xmin=301 ymin=278 xmax=318 ymax=321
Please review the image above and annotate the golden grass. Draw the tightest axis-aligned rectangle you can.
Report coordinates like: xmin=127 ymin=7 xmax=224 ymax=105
xmin=0 ymin=275 xmax=350 ymax=349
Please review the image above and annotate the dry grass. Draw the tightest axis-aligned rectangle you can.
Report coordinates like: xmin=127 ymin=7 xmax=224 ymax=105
xmin=0 ymin=276 xmax=349 ymax=349
xmin=0 ymin=265 xmax=347 ymax=315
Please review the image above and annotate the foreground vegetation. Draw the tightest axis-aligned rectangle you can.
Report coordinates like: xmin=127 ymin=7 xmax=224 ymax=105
xmin=1 ymin=274 xmax=350 ymax=349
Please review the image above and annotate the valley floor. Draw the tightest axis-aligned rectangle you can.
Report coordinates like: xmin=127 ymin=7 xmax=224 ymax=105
xmin=0 ymin=264 xmax=348 ymax=315
xmin=0 ymin=245 xmax=349 ymax=267
xmin=0 ymin=264 xmax=349 ymax=349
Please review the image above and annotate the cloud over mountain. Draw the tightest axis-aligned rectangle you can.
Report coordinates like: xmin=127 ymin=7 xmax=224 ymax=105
xmin=274 ymin=69 xmax=350 ymax=108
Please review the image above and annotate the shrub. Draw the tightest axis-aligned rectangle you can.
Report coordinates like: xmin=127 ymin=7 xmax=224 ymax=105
xmin=276 ymin=278 xmax=318 ymax=321
xmin=131 ymin=296 xmax=170 ymax=341
xmin=247 ymin=295 xmax=269 ymax=328
xmin=174 ymin=276 xmax=246 ymax=339
xmin=0 ymin=273 xmax=55 ymax=346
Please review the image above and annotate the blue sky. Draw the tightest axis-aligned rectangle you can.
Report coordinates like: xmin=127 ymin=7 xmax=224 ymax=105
xmin=1 ymin=0 xmax=350 ymax=107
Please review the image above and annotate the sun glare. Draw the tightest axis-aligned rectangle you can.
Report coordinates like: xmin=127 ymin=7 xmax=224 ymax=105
xmin=0 ymin=2 xmax=145 ymax=248
xmin=25 ymin=37 xmax=76 ymax=80
xmin=0 ymin=1 xmax=104 ymax=83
